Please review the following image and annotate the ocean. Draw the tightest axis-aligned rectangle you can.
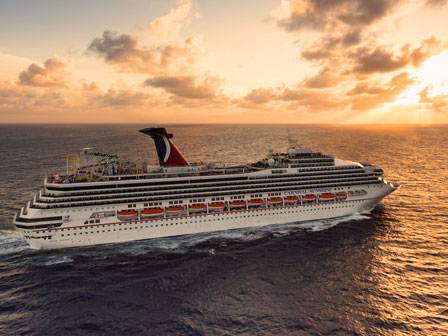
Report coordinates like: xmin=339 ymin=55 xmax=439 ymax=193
xmin=0 ymin=124 xmax=447 ymax=335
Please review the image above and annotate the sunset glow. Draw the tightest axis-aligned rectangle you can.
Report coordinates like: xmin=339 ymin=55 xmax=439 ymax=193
xmin=1 ymin=0 xmax=448 ymax=124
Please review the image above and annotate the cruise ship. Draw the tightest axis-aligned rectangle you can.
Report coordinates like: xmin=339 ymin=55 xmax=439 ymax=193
xmin=14 ymin=127 xmax=399 ymax=250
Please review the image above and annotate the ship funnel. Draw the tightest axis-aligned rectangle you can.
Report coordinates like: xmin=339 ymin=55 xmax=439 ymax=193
xmin=139 ymin=128 xmax=190 ymax=167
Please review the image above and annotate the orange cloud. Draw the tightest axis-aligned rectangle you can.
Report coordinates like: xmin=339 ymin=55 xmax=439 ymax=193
xmin=351 ymin=37 xmax=446 ymax=74
xmin=302 ymin=67 xmax=340 ymax=88
xmin=419 ymin=87 xmax=448 ymax=112
xmin=87 ymin=30 xmax=200 ymax=75
xmin=79 ymin=79 xmax=99 ymax=91
xmin=146 ymin=0 xmax=193 ymax=42
xmin=18 ymin=56 xmax=68 ymax=87
xmin=143 ymin=74 xmax=222 ymax=100
xmin=236 ymin=85 xmax=344 ymax=112
xmin=270 ymin=0 xmax=401 ymax=32
xmin=346 ymin=72 xmax=415 ymax=110
xmin=241 ymin=87 xmax=278 ymax=105
xmin=93 ymin=88 xmax=154 ymax=107
xmin=0 ymin=79 xmax=35 ymax=108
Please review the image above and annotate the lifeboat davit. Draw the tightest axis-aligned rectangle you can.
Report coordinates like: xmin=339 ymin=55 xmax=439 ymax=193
xmin=302 ymin=195 xmax=316 ymax=203
xmin=230 ymin=201 xmax=246 ymax=208
xmin=336 ymin=192 xmax=347 ymax=200
xmin=284 ymin=196 xmax=299 ymax=203
xmin=141 ymin=208 xmax=164 ymax=218
xmin=319 ymin=193 xmax=336 ymax=202
xmin=209 ymin=202 xmax=225 ymax=211
xmin=117 ymin=210 xmax=138 ymax=221
xmin=166 ymin=206 xmax=184 ymax=215
xmin=248 ymin=199 xmax=264 ymax=207
xmin=189 ymin=204 xmax=206 ymax=212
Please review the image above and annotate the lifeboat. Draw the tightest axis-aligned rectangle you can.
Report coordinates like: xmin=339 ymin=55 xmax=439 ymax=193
xmin=141 ymin=208 xmax=164 ymax=218
xmin=268 ymin=197 xmax=282 ymax=204
xmin=189 ymin=204 xmax=206 ymax=212
xmin=336 ymin=192 xmax=347 ymax=200
xmin=209 ymin=202 xmax=225 ymax=211
xmin=248 ymin=199 xmax=264 ymax=207
xmin=302 ymin=195 xmax=316 ymax=203
xmin=166 ymin=206 xmax=184 ymax=215
xmin=230 ymin=201 xmax=246 ymax=208
xmin=284 ymin=196 xmax=299 ymax=203
xmin=117 ymin=210 xmax=138 ymax=221
xmin=319 ymin=193 xmax=336 ymax=202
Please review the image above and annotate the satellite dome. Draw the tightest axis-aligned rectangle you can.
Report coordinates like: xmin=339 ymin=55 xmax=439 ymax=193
xmin=268 ymin=158 xmax=275 ymax=166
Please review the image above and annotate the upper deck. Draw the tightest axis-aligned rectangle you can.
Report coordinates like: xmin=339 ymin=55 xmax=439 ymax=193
xmin=46 ymin=149 xmax=341 ymax=186
xmin=45 ymin=128 xmax=365 ymax=186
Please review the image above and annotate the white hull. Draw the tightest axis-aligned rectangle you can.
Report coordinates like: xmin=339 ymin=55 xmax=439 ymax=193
xmin=22 ymin=185 xmax=393 ymax=250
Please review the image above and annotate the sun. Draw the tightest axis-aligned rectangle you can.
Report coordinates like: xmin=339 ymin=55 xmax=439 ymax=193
xmin=392 ymin=51 xmax=448 ymax=106
xmin=413 ymin=51 xmax=448 ymax=92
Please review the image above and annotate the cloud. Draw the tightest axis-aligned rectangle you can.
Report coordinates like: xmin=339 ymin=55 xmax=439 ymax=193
xmin=0 ymin=79 xmax=35 ymax=107
xmin=79 ymin=79 xmax=99 ymax=91
xmin=419 ymin=87 xmax=448 ymax=112
xmin=93 ymin=88 xmax=153 ymax=107
xmin=269 ymin=0 xmax=400 ymax=33
xmin=18 ymin=56 xmax=68 ymax=87
xmin=236 ymin=85 xmax=344 ymax=112
xmin=346 ymin=72 xmax=415 ymax=110
xmin=236 ymin=71 xmax=416 ymax=113
xmin=33 ymin=90 xmax=66 ymax=106
xmin=242 ymin=87 xmax=278 ymax=105
xmin=302 ymin=67 xmax=340 ymax=88
xmin=425 ymin=0 xmax=447 ymax=6
xmin=143 ymin=74 xmax=222 ymax=99
xmin=351 ymin=36 xmax=445 ymax=74
xmin=146 ymin=0 xmax=193 ymax=42
xmin=87 ymin=30 xmax=200 ymax=75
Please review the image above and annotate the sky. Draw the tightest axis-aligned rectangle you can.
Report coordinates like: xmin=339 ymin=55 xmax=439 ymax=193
xmin=1 ymin=0 xmax=448 ymax=124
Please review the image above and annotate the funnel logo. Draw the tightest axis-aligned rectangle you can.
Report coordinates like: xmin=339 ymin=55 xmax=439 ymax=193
xmin=139 ymin=128 xmax=190 ymax=167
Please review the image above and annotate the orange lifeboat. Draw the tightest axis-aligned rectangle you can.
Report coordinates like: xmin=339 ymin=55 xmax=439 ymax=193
xmin=284 ymin=196 xmax=299 ymax=203
xmin=302 ymin=195 xmax=316 ymax=203
xmin=141 ymin=208 xmax=164 ymax=218
xmin=166 ymin=206 xmax=184 ymax=215
xmin=336 ymin=192 xmax=347 ymax=200
xmin=268 ymin=197 xmax=282 ymax=203
xmin=230 ymin=201 xmax=246 ymax=208
xmin=248 ymin=199 xmax=264 ymax=207
xmin=189 ymin=204 xmax=206 ymax=212
xmin=319 ymin=193 xmax=336 ymax=202
xmin=209 ymin=202 xmax=225 ymax=211
xmin=118 ymin=210 xmax=138 ymax=221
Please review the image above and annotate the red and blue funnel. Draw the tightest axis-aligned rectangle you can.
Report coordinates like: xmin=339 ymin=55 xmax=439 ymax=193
xmin=139 ymin=128 xmax=190 ymax=167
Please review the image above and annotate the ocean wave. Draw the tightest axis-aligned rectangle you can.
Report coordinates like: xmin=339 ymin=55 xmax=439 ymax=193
xmin=41 ymin=255 xmax=74 ymax=265
xmin=110 ymin=211 xmax=374 ymax=256
xmin=0 ymin=230 xmax=30 ymax=256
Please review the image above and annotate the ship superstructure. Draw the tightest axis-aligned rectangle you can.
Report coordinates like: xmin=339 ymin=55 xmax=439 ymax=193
xmin=14 ymin=127 xmax=399 ymax=249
